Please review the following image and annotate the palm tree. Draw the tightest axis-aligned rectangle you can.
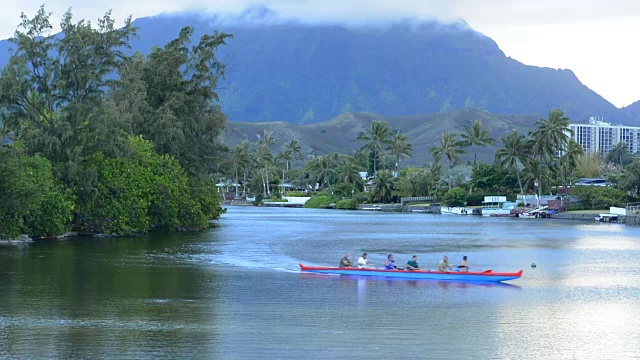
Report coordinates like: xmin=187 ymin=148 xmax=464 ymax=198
xmin=256 ymin=129 xmax=278 ymax=196
xmin=527 ymin=129 xmax=552 ymax=200
xmin=255 ymin=144 xmax=273 ymax=197
xmin=495 ymin=130 xmax=528 ymax=197
xmin=563 ymin=139 xmax=584 ymax=186
xmin=460 ymin=119 xmax=495 ymax=165
xmin=308 ymin=154 xmax=338 ymax=193
xmin=357 ymin=121 xmax=393 ymax=175
xmin=231 ymin=141 xmax=251 ymax=197
xmin=429 ymin=131 xmax=465 ymax=168
xmin=528 ymin=109 xmax=571 ymax=199
xmin=338 ymin=157 xmax=364 ymax=196
xmin=389 ymin=131 xmax=413 ymax=174
xmin=372 ymin=170 xmax=395 ymax=203
xmin=282 ymin=139 xmax=303 ymax=171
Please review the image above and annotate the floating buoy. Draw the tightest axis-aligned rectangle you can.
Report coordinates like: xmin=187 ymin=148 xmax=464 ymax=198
xmin=531 ymin=262 xmax=537 ymax=268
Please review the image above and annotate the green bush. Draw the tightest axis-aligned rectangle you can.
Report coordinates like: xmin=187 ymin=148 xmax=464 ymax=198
xmin=79 ymin=136 xmax=222 ymax=235
xmin=285 ymin=191 xmax=309 ymax=197
xmin=336 ymin=198 xmax=358 ymax=210
xmin=0 ymin=151 xmax=74 ymax=239
xmin=443 ymin=187 xmax=467 ymax=207
xmin=303 ymin=195 xmax=340 ymax=208
xmin=569 ymin=186 xmax=628 ymax=210
xmin=266 ymin=198 xmax=289 ymax=202
xmin=466 ymin=192 xmax=491 ymax=206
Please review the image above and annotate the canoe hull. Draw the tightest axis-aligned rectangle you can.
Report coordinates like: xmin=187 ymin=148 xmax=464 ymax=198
xmin=299 ymin=264 xmax=522 ymax=282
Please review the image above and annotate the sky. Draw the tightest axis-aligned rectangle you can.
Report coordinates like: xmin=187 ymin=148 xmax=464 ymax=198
xmin=2 ymin=1 xmax=639 ymax=108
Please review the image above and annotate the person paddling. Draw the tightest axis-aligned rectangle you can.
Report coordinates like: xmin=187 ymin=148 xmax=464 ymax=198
xmin=339 ymin=253 xmax=353 ymax=268
xmin=384 ymin=254 xmax=397 ymax=269
xmin=458 ymin=255 xmax=469 ymax=272
xmin=357 ymin=253 xmax=374 ymax=268
xmin=438 ymin=255 xmax=453 ymax=272
xmin=406 ymin=255 xmax=422 ymax=270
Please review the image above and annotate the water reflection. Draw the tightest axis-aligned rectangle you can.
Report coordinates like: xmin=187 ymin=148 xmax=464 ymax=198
xmin=299 ymin=272 xmax=521 ymax=290
xmin=2 ymin=207 xmax=640 ymax=358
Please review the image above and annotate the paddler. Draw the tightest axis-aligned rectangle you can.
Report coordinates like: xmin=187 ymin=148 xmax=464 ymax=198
xmin=438 ymin=255 xmax=453 ymax=272
xmin=458 ymin=255 xmax=469 ymax=272
xmin=357 ymin=253 xmax=374 ymax=268
xmin=339 ymin=253 xmax=353 ymax=268
xmin=406 ymin=255 xmax=422 ymax=270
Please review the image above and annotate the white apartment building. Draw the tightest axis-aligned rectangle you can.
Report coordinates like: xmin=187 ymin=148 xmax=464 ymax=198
xmin=568 ymin=117 xmax=640 ymax=155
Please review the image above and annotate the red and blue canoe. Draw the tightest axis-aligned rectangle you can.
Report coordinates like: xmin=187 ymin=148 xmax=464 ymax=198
xmin=299 ymin=264 xmax=522 ymax=283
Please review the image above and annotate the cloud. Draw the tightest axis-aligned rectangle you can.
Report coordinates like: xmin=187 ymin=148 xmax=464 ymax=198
xmin=3 ymin=0 xmax=640 ymax=37
xmin=2 ymin=1 xmax=639 ymax=107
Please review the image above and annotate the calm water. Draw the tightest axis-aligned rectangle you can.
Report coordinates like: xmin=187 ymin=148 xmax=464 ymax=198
xmin=2 ymin=207 xmax=640 ymax=359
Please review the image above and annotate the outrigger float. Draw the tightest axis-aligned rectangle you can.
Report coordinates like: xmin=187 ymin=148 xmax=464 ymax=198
xmin=299 ymin=264 xmax=522 ymax=283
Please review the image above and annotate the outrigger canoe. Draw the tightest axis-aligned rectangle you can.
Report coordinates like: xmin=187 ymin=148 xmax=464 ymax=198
xmin=299 ymin=264 xmax=522 ymax=283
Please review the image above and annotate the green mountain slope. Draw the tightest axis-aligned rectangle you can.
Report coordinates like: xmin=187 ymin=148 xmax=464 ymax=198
xmin=223 ymin=108 xmax=539 ymax=164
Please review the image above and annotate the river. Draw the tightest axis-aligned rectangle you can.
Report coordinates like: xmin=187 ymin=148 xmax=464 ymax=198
xmin=1 ymin=207 xmax=640 ymax=359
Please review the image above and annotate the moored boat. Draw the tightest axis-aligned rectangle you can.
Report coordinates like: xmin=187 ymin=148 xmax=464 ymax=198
xmin=299 ymin=264 xmax=522 ymax=283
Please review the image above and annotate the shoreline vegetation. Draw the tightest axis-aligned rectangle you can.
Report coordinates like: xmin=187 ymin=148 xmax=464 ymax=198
xmin=3 ymin=8 xmax=640 ymax=240
xmin=1 ymin=7 xmax=227 ymax=240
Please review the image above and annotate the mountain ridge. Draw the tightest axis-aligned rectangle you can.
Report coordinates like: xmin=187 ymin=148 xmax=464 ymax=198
xmin=0 ymin=11 xmax=635 ymax=124
xmin=223 ymin=108 xmax=540 ymax=165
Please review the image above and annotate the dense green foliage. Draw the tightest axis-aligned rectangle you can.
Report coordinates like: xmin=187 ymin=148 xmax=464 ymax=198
xmin=79 ymin=137 xmax=222 ymax=235
xmin=303 ymin=195 xmax=340 ymax=208
xmin=0 ymin=149 xmax=74 ymax=238
xmin=0 ymin=8 xmax=226 ymax=238
xmin=569 ymin=186 xmax=629 ymax=210
xmin=335 ymin=198 xmax=359 ymax=210
xmin=442 ymin=187 xmax=467 ymax=207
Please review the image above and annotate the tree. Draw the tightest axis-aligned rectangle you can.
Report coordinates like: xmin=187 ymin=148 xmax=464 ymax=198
xmin=277 ymin=139 xmax=303 ymax=186
xmin=439 ymin=164 xmax=472 ymax=190
xmin=0 ymin=7 xmax=136 ymax=184
xmin=256 ymin=129 xmax=277 ymax=196
xmin=307 ymin=154 xmax=338 ymax=192
xmin=443 ymin=187 xmax=467 ymax=207
xmin=605 ymin=142 xmax=635 ymax=169
xmin=617 ymin=159 xmax=640 ymax=197
xmin=389 ymin=131 xmax=413 ymax=173
xmin=459 ymin=119 xmax=495 ymax=165
xmin=338 ymin=157 xmax=364 ymax=196
xmin=357 ymin=121 xmax=393 ymax=175
xmin=139 ymin=26 xmax=232 ymax=176
xmin=429 ymin=131 xmax=465 ymax=168
xmin=528 ymin=109 xmax=572 ymax=198
xmin=495 ymin=130 xmax=528 ymax=196
xmin=372 ymin=170 xmax=395 ymax=203
xmin=230 ymin=142 xmax=251 ymax=197
xmin=283 ymin=139 xmax=303 ymax=168
xmin=574 ymin=153 xmax=603 ymax=178
xmin=0 ymin=149 xmax=74 ymax=239
xmin=563 ymin=139 xmax=584 ymax=185
xmin=470 ymin=163 xmax=515 ymax=194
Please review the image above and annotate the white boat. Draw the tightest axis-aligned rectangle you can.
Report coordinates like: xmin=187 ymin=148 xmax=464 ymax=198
xmin=519 ymin=213 xmax=538 ymax=219
xmin=481 ymin=196 xmax=515 ymax=217
xmin=440 ymin=206 xmax=471 ymax=215
xmin=519 ymin=206 xmax=548 ymax=219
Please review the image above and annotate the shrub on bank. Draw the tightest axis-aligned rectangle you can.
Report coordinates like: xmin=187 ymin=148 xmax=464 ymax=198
xmin=336 ymin=198 xmax=358 ymax=210
xmin=286 ymin=191 xmax=309 ymax=197
xmin=79 ymin=136 xmax=223 ymax=235
xmin=0 ymin=152 xmax=74 ymax=239
xmin=569 ymin=186 xmax=628 ymax=210
xmin=303 ymin=195 xmax=340 ymax=208
xmin=443 ymin=187 xmax=467 ymax=207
